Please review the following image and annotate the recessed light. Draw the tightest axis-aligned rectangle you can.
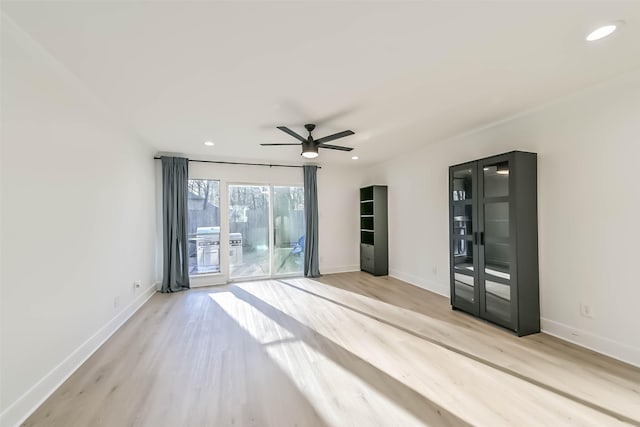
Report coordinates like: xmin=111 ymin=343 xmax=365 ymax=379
xmin=586 ymin=24 xmax=618 ymax=41
xmin=204 ymin=141 xmax=214 ymax=146
xmin=352 ymin=156 xmax=359 ymax=160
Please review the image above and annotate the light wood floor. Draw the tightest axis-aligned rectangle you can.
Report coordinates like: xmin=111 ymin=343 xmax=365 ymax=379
xmin=23 ymin=272 xmax=640 ymax=426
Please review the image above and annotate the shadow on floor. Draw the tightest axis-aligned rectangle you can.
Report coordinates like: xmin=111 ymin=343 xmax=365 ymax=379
xmin=230 ymin=286 xmax=473 ymax=427
xmin=271 ymin=278 xmax=639 ymax=426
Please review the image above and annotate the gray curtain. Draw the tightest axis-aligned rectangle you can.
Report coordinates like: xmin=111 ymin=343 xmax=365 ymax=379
xmin=161 ymin=156 xmax=190 ymax=293
xmin=303 ymin=165 xmax=320 ymax=277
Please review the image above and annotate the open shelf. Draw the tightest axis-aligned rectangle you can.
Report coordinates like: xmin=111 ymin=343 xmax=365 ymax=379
xmin=361 ymin=230 xmax=374 ymax=245
xmin=360 ymin=185 xmax=387 ymax=276
xmin=360 ymin=186 xmax=374 ymax=201
xmin=360 ymin=201 xmax=374 ymax=215
xmin=361 ymin=216 xmax=374 ymax=231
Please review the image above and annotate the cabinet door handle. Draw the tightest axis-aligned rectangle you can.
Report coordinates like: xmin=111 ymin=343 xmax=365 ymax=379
xmin=480 ymin=232 xmax=485 ymax=245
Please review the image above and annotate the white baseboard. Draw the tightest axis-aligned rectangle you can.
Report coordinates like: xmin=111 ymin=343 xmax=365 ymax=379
xmin=389 ymin=268 xmax=450 ymax=297
xmin=321 ymin=264 xmax=360 ymax=275
xmin=541 ymin=318 xmax=639 ymax=368
xmin=389 ymin=269 xmax=639 ymax=366
xmin=0 ymin=284 xmax=157 ymax=427
xmin=189 ymin=273 xmax=227 ymax=288
xmin=380 ymin=271 xmax=640 ymax=368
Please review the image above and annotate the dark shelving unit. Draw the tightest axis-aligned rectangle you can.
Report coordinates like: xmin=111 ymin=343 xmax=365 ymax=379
xmin=360 ymin=185 xmax=388 ymax=276
xmin=449 ymin=151 xmax=539 ymax=336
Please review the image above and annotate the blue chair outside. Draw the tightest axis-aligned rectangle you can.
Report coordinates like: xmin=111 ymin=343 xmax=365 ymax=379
xmin=279 ymin=235 xmax=304 ymax=270
xmin=291 ymin=235 xmax=305 ymax=255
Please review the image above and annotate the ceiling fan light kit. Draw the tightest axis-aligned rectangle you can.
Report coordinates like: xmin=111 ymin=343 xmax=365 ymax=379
xmin=261 ymin=123 xmax=355 ymax=159
xmin=302 ymin=140 xmax=319 ymax=158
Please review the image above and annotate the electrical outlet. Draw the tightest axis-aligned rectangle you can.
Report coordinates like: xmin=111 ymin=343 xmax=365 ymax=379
xmin=113 ymin=296 xmax=120 ymax=309
xmin=580 ymin=303 xmax=593 ymax=318
xmin=133 ymin=280 xmax=142 ymax=290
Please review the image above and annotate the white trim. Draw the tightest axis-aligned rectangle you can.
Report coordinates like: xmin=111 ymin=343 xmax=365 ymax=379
xmin=540 ymin=318 xmax=640 ymax=368
xmin=272 ymin=272 xmax=305 ymax=280
xmin=189 ymin=273 xmax=227 ymax=287
xmin=389 ymin=268 xmax=450 ymax=297
xmin=321 ymin=264 xmax=360 ymax=275
xmin=0 ymin=285 xmax=158 ymax=427
xmin=189 ymin=272 xmax=223 ymax=278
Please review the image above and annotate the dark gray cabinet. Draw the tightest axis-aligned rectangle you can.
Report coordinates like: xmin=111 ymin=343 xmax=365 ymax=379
xmin=360 ymin=185 xmax=388 ymax=276
xmin=449 ymin=151 xmax=539 ymax=336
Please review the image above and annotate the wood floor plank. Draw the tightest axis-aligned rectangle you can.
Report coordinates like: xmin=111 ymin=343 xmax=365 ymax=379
xmin=305 ymin=273 xmax=640 ymax=422
xmin=22 ymin=272 xmax=640 ymax=426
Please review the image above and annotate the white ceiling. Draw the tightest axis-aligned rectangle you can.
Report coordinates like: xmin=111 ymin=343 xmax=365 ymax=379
xmin=3 ymin=1 xmax=640 ymax=165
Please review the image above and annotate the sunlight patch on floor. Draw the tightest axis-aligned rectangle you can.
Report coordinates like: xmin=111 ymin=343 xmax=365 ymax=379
xmin=209 ymin=290 xmax=429 ymax=427
xmin=217 ymin=281 xmax=632 ymax=427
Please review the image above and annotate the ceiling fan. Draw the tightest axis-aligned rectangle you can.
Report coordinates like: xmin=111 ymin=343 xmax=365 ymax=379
xmin=261 ymin=124 xmax=354 ymax=159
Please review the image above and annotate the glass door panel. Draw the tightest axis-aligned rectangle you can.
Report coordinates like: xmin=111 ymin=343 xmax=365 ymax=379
xmin=483 ymin=202 xmax=511 ymax=280
xmin=452 ymin=204 xmax=473 ymax=236
xmin=452 ymin=168 xmax=473 ymax=201
xmin=451 ymin=164 xmax=476 ymax=274
xmin=479 ymin=155 xmax=513 ymax=327
xmin=484 ymin=242 xmax=510 ymax=279
xmin=229 ymin=185 xmax=270 ymax=279
xmin=187 ymin=179 xmax=221 ymax=275
xmin=454 ymin=272 xmax=475 ymax=304
xmin=452 ymin=238 xmax=474 ymax=272
xmin=450 ymin=162 xmax=478 ymax=314
xmin=484 ymin=202 xmax=509 ymax=239
xmin=272 ymin=186 xmax=305 ymax=275
xmin=483 ymin=161 xmax=510 ymax=198
xmin=485 ymin=279 xmax=511 ymax=322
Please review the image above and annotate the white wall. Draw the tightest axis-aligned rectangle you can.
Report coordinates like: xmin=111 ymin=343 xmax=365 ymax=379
xmin=179 ymin=161 xmax=361 ymax=283
xmin=0 ymin=15 xmax=157 ymax=426
xmin=316 ymin=165 xmax=363 ymax=273
xmin=363 ymin=71 xmax=640 ymax=366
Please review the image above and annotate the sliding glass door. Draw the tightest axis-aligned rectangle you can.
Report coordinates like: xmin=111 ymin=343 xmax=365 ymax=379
xmin=228 ymin=184 xmax=304 ymax=280
xmin=228 ymin=185 xmax=270 ymax=279
xmin=273 ymin=186 xmax=305 ymax=275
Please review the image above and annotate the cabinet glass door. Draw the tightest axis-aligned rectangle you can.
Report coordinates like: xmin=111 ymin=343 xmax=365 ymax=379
xmin=450 ymin=163 xmax=478 ymax=314
xmin=479 ymin=157 xmax=514 ymax=327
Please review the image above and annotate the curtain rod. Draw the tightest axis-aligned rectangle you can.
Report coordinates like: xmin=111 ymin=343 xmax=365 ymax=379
xmin=153 ymin=157 xmax=320 ymax=169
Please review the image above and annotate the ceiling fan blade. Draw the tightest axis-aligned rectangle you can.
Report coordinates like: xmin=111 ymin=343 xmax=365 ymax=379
xmin=277 ymin=126 xmax=307 ymax=143
xmin=260 ymin=143 xmax=301 ymax=146
xmin=317 ymin=144 xmax=353 ymax=152
xmin=315 ymin=130 xmax=355 ymax=144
